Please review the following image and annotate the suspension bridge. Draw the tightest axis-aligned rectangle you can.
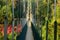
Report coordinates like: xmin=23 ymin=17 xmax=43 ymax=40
xmin=1 ymin=0 xmax=58 ymax=40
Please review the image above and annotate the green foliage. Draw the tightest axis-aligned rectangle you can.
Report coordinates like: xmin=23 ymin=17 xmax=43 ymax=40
xmin=0 ymin=0 xmax=60 ymax=40
xmin=35 ymin=0 xmax=60 ymax=40
xmin=0 ymin=0 xmax=12 ymax=24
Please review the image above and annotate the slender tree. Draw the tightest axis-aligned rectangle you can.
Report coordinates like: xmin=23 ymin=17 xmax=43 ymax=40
xmin=54 ymin=0 xmax=57 ymax=40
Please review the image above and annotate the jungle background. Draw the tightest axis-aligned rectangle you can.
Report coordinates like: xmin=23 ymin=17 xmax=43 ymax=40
xmin=0 ymin=0 xmax=60 ymax=40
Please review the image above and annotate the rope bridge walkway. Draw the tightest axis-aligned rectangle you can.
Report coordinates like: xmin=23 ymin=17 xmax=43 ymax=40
xmin=16 ymin=22 xmax=41 ymax=40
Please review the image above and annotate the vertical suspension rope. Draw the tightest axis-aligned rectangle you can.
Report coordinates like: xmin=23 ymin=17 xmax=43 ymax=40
xmin=32 ymin=0 xmax=35 ymax=25
xmin=54 ymin=0 xmax=57 ymax=40
xmin=54 ymin=0 xmax=57 ymax=20
xmin=40 ymin=17 xmax=42 ymax=40
xmin=40 ymin=0 xmax=43 ymax=40
xmin=35 ymin=0 xmax=38 ymax=30
xmin=4 ymin=0 xmax=8 ymax=40
xmin=23 ymin=0 xmax=25 ymax=14
xmin=16 ymin=0 xmax=19 ymax=35
xmin=20 ymin=0 xmax=21 ymax=24
xmin=35 ymin=0 xmax=37 ymax=29
xmin=22 ymin=0 xmax=26 ymax=27
xmin=46 ymin=0 xmax=49 ymax=40
xmin=11 ymin=0 xmax=15 ymax=40
xmin=32 ymin=0 xmax=34 ymax=25
xmin=36 ymin=0 xmax=38 ymax=22
xmin=34 ymin=0 xmax=36 ymax=27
